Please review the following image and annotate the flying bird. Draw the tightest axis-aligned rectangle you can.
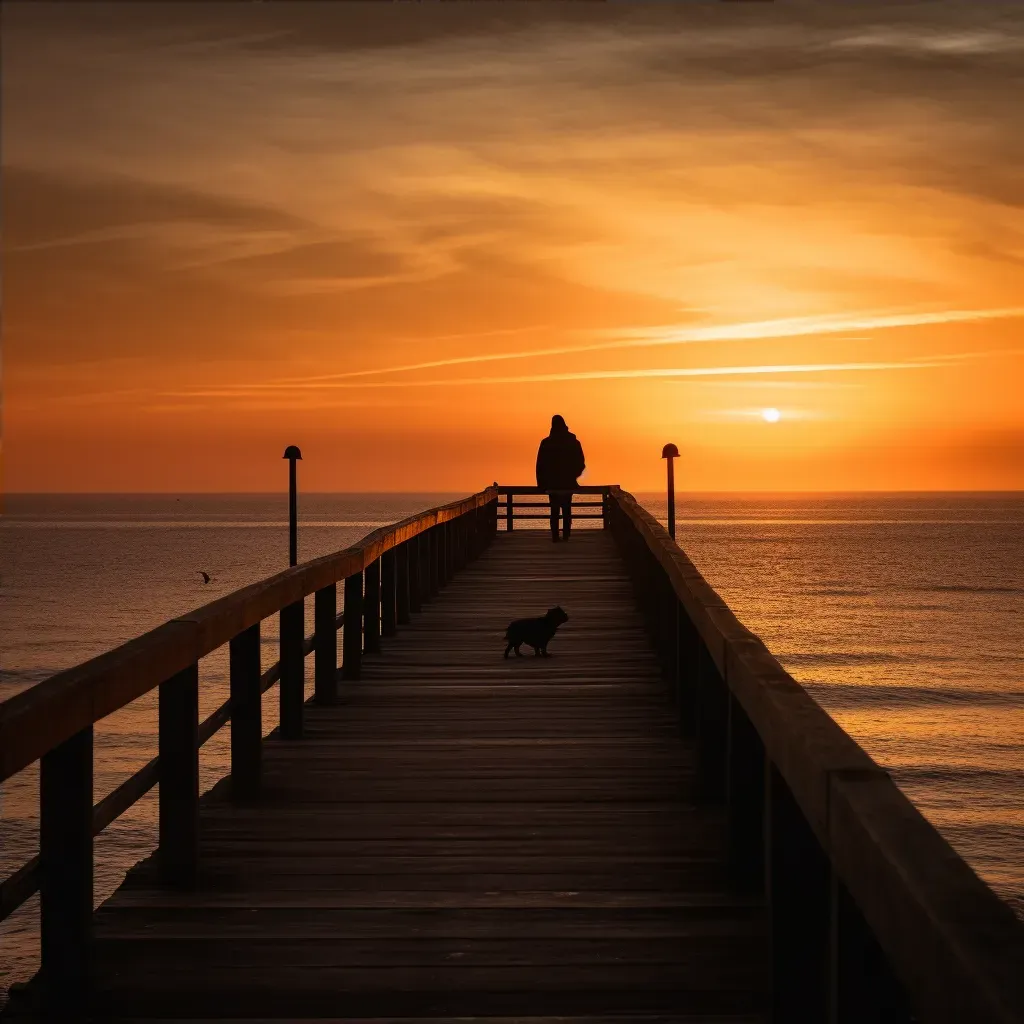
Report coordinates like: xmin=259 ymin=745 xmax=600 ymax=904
xmin=198 ymin=571 xmax=211 ymax=584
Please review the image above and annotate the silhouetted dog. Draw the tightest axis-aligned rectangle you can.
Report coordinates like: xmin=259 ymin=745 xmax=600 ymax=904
xmin=504 ymin=606 xmax=569 ymax=658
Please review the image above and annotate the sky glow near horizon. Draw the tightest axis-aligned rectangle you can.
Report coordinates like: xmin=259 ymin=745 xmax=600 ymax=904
xmin=3 ymin=2 xmax=1023 ymax=491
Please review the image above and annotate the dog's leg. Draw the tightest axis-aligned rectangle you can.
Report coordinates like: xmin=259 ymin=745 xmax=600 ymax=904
xmin=504 ymin=644 xmax=512 ymax=659
xmin=515 ymin=644 xmax=523 ymax=657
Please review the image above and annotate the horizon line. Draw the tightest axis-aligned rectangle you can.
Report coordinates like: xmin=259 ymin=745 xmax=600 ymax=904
xmin=5 ymin=488 xmax=1023 ymax=497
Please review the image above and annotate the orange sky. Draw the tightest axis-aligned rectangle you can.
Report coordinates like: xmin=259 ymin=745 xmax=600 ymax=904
xmin=3 ymin=2 xmax=1023 ymax=492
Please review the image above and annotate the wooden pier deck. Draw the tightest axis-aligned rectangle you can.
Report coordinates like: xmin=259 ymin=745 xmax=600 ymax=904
xmin=87 ymin=530 xmax=768 ymax=1020
xmin=4 ymin=485 xmax=1021 ymax=1023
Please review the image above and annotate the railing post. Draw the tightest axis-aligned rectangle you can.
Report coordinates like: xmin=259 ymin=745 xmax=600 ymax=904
xmin=767 ymin=763 xmax=831 ymax=1023
xmin=437 ymin=522 xmax=447 ymax=586
xmin=677 ymin=611 xmax=699 ymax=734
xmin=343 ymin=570 xmax=363 ymax=680
xmin=455 ymin=516 xmax=467 ymax=570
xmin=230 ymin=623 xmax=262 ymax=800
xmin=726 ymin=692 xmax=765 ymax=894
xmin=314 ymin=583 xmax=337 ymax=705
xmin=159 ymin=662 xmax=199 ymax=886
xmin=695 ymin=641 xmax=728 ymax=803
xmin=437 ymin=522 xmax=448 ymax=586
xmin=381 ymin=549 xmax=397 ymax=637
xmin=602 ymin=488 xmax=610 ymax=529
xmin=478 ymin=503 xmax=489 ymax=555
xmin=829 ymin=873 xmax=912 ymax=1023
xmin=396 ymin=541 xmax=411 ymax=625
xmin=657 ymin=571 xmax=675 ymax=684
xmin=279 ymin=599 xmax=305 ymax=739
xmin=39 ymin=725 xmax=93 ymax=1014
xmin=445 ymin=520 xmax=455 ymax=581
xmin=506 ymin=490 xmax=514 ymax=531
xmin=428 ymin=526 xmax=439 ymax=596
xmin=666 ymin=596 xmax=680 ymax=703
xmin=409 ymin=534 xmax=423 ymax=613
xmin=364 ymin=557 xmax=381 ymax=654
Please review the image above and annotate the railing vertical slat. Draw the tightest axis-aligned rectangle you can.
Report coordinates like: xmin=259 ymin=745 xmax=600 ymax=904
xmin=474 ymin=504 xmax=485 ymax=558
xmin=364 ymin=558 xmax=381 ymax=654
xmin=677 ymin=612 xmax=699 ymax=734
xmin=437 ymin=522 xmax=448 ymax=587
xmin=230 ymin=623 xmax=262 ymax=799
xmin=695 ymin=642 xmax=728 ymax=802
xmin=768 ymin=763 xmax=831 ymax=1022
xmin=40 ymin=724 xmax=93 ymax=1013
xmin=830 ymin=873 xmax=913 ymax=1022
xmin=506 ymin=491 xmax=514 ymax=531
xmin=314 ymin=584 xmax=337 ymax=705
xmin=279 ymin=600 xmax=305 ymax=739
xmin=445 ymin=519 xmax=454 ymax=582
xmin=428 ymin=526 xmax=439 ymax=596
xmin=343 ymin=570 xmax=363 ymax=680
xmin=726 ymin=692 xmax=765 ymax=894
xmin=381 ymin=549 xmax=397 ymax=637
xmin=408 ymin=534 xmax=422 ymax=614
xmin=453 ymin=517 xmax=464 ymax=571
xmin=159 ymin=662 xmax=199 ymax=885
xmin=396 ymin=542 xmax=411 ymax=625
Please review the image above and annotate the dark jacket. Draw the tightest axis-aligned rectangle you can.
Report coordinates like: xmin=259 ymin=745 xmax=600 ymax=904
xmin=536 ymin=427 xmax=585 ymax=491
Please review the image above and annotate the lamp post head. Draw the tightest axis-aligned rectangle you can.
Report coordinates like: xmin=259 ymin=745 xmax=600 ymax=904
xmin=661 ymin=443 xmax=679 ymax=460
xmin=283 ymin=445 xmax=303 ymax=461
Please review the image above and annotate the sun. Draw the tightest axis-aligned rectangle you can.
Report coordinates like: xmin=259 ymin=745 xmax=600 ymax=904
xmin=761 ymin=407 xmax=781 ymax=423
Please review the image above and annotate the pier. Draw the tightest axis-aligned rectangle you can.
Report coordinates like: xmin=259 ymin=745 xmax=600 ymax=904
xmin=1 ymin=486 xmax=1022 ymax=1022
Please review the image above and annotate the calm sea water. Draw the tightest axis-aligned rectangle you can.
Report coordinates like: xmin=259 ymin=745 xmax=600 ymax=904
xmin=2 ymin=492 xmax=1022 ymax=997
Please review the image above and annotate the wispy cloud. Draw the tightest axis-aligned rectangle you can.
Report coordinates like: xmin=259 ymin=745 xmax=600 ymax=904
xmin=174 ymin=354 xmax=972 ymax=398
xmin=266 ymin=306 xmax=1024 ymax=385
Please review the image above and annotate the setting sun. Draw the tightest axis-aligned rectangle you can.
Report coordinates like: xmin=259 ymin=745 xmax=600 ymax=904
xmin=762 ymin=408 xmax=782 ymax=424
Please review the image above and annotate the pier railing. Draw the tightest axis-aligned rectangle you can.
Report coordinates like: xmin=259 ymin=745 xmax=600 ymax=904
xmin=0 ymin=488 xmax=498 ymax=1014
xmin=605 ymin=486 xmax=1024 ymax=1024
xmin=496 ymin=485 xmax=612 ymax=530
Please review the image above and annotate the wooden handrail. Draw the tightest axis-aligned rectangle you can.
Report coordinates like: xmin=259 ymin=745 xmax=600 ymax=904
xmin=495 ymin=484 xmax=612 ymax=493
xmin=0 ymin=611 xmax=337 ymax=924
xmin=0 ymin=489 xmax=496 ymax=784
xmin=606 ymin=486 xmax=1024 ymax=1024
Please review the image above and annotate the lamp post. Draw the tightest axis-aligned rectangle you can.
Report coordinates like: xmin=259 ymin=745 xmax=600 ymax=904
xmin=283 ymin=446 xmax=302 ymax=566
xmin=662 ymin=443 xmax=679 ymax=541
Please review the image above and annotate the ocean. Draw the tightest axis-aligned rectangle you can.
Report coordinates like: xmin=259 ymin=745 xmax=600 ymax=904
xmin=1 ymin=491 xmax=1022 ymax=997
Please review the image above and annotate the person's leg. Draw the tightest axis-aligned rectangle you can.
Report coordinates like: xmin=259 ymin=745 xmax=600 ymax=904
xmin=549 ymin=493 xmax=559 ymax=541
xmin=562 ymin=494 xmax=572 ymax=540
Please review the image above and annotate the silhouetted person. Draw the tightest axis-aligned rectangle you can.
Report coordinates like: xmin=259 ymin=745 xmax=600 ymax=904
xmin=536 ymin=415 xmax=585 ymax=542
